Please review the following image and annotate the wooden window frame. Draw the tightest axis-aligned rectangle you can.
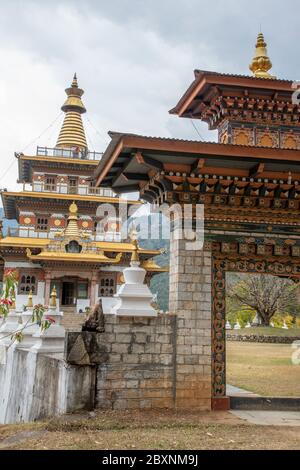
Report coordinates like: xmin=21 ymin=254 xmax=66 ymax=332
xmin=98 ymin=272 xmax=117 ymax=298
xmin=18 ymin=272 xmax=37 ymax=295
xmin=35 ymin=215 xmax=49 ymax=232
xmin=44 ymin=175 xmax=57 ymax=192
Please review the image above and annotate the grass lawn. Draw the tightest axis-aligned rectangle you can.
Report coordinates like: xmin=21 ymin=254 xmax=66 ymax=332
xmin=1 ymin=410 xmax=300 ymax=450
xmin=228 ymin=327 xmax=300 ymax=337
xmin=227 ymin=342 xmax=300 ymax=397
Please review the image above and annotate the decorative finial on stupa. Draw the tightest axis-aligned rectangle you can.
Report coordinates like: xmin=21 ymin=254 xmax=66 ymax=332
xmin=131 ymin=239 xmax=140 ymax=264
xmin=65 ymin=202 xmax=80 ymax=238
xmin=49 ymin=286 xmax=57 ymax=308
xmin=249 ymin=32 xmax=276 ymax=79
xmin=27 ymin=289 xmax=33 ymax=309
xmin=69 ymin=201 xmax=78 ymax=219
xmin=71 ymin=73 xmax=78 ymax=88
xmin=56 ymin=74 xmax=87 ymax=150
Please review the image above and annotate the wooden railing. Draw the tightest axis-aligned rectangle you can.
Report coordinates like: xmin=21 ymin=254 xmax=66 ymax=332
xmin=36 ymin=146 xmax=103 ymax=161
xmin=7 ymin=226 xmax=122 ymax=242
xmin=22 ymin=182 xmax=116 ymax=198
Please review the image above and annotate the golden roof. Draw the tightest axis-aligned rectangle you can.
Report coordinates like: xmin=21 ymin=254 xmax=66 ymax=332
xmin=249 ymin=32 xmax=276 ymax=79
xmin=0 ymin=236 xmax=160 ymax=255
xmin=56 ymin=74 xmax=88 ymax=150
xmin=26 ymin=248 xmax=123 ymax=264
xmin=141 ymin=259 xmax=169 ymax=273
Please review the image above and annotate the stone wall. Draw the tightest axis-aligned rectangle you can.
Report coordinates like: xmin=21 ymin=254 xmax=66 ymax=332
xmin=169 ymin=231 xmax=212 ymax=410
xmin=97 ymin=315 xmax=177 ymax=410
xmin=66 ymin=310 xmax=212 ymax=411
xmin=227 ymin=334 xmax=300 ymax=344
xmin=67 ymin=315 xmax=177 ymax=410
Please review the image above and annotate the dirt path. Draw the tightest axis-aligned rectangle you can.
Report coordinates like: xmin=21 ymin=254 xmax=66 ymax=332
xmin=0 ymin=410 xmax=300 ymax=450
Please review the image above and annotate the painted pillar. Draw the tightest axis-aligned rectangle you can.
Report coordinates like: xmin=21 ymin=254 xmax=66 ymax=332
xmin=169 ymin=216 xmax=212 ymax=411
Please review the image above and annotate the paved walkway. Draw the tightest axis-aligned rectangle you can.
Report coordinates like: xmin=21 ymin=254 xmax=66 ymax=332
xmin=230 ymin=410 xmax=300 ymax=426
xmin=227 ymin=384 xmax=260 ymax=398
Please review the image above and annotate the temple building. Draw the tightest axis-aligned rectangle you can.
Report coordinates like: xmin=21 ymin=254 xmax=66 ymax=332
xmin=0 ymin=75 xmax=166 ymax=329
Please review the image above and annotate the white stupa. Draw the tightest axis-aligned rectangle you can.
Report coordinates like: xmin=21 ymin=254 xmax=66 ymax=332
xmin=245 ymin=322 xmax=252 ymax=329
xmin=0 ymin=303 xmax=20 ymax=347
xmin=112 ymin=240 xmax=157 ymax=317
xmin=31 ymin=287 xmax=65 ymax=354
xmin=15 ymin=290 xmax=40 ymax=349
xmin=282 ymin=321 xmax=289 ymax=330
xmin=234 ymin=321 xmax=241 ymax=330
xmin=225 ymin=321 xmax=232 ymax=330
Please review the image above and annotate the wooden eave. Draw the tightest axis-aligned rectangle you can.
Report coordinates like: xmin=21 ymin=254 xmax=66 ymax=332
xmin=1 ymin=191 xmax=141 ymax=220
xmin=169 ymin=70 xmax=295 ymax=119
xmin=17 ymin=154 xmax=99 ymax=183
xmin=94 ymin=132 xmax=300 ymax=194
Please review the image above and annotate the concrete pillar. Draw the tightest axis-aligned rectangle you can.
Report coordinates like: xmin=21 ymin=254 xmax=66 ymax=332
xmin=169 ymin=220 xmax=212 ymax=411
xmin=90 ymin=273 xmax=98 ymax=307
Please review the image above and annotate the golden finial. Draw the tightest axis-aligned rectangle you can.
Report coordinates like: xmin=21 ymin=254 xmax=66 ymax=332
xmin=49 ymin=286 xmax=57 ymax=308
xmin=69 ymin=201 xmax=78 ymax=218
xmin=131 ymin=238 xmax=140 ymax=263
xmin=71 ymin=73 xmax=78 ymax=88
xmin=129 ymin=225 xmax=138 ymax=242
xmin=27 ymin=289 xmax=33 ymax=309
xmin=249 ymin=32 xmax=276 ymax=79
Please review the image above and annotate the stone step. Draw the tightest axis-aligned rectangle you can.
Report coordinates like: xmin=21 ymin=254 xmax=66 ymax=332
xmin=230 ymin=396 xmax=300 ymax=411
xmin=61 ymin=309 xmax=86 ymax=332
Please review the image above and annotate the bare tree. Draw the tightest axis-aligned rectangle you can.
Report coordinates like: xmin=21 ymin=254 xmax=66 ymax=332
xmin=227 ymin=274 xmax=298 ymax=326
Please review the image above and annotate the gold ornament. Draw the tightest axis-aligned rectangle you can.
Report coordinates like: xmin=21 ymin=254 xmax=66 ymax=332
xmin=50 ymin=286 xmax=57 ymax=308
xmin=249 ymin=32 xmax=276 ymax=79
xmin=27 ymin=289 xmax=33 ymax=308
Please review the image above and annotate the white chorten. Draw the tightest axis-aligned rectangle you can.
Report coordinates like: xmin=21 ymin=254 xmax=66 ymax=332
xmin=112 ymin=240 xmax=157 ymax=317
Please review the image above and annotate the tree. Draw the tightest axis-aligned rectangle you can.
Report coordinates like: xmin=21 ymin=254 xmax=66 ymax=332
xmin=227 ymin=274 xmax=299 ymax=326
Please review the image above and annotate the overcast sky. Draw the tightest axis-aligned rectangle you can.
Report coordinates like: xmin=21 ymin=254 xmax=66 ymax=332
xmin=0 ymin=0 xmax=299 ymax=196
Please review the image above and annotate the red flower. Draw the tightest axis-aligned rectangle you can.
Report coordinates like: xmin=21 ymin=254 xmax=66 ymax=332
xmin=45 ymin=316 xmax=56 ymax=325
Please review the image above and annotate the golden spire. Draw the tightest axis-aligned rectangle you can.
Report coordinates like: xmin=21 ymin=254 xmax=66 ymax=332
xmin=49 ymin=286 xmax=57 ymax=308
xmin=65 ymin=202 xmax=80 ymax=238
xmin=249 ymin=32 xmax=276 ymax=79
xmin=131 ymin=239 xmax=140 ymax=263
xmin=56 ymin=74 xmax=88 ymax=150
xmin=27 ymin=289 xmax=33 ymax=309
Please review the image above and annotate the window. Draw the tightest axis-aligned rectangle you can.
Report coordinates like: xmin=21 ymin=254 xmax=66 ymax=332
xmin=44 ymin=175 xmax=57 ymax=192
xmin=99 ymin=273 xmax=116 ymax=297
xmin=19 ymin=273 xmax=37 ymax=294
xmin=89 ymin=181 xmax=98 ymax=195
xmin=77 ymin=282 xmax=88 ymax=299
xmin=65 ymin=240 xmax=82 ymax=253
xmin=36 ymin=216 xmax=49 ymax=232
xmin=68 ymin=177 xmax=78 ymax=194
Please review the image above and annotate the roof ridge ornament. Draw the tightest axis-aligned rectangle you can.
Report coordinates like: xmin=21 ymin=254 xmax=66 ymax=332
xmin=249 ymin=32 xmax=276 ymax=79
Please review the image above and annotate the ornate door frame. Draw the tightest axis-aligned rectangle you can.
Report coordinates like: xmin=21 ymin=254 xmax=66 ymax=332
xmin=211 ymin=246 xmax=300 ymax=410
